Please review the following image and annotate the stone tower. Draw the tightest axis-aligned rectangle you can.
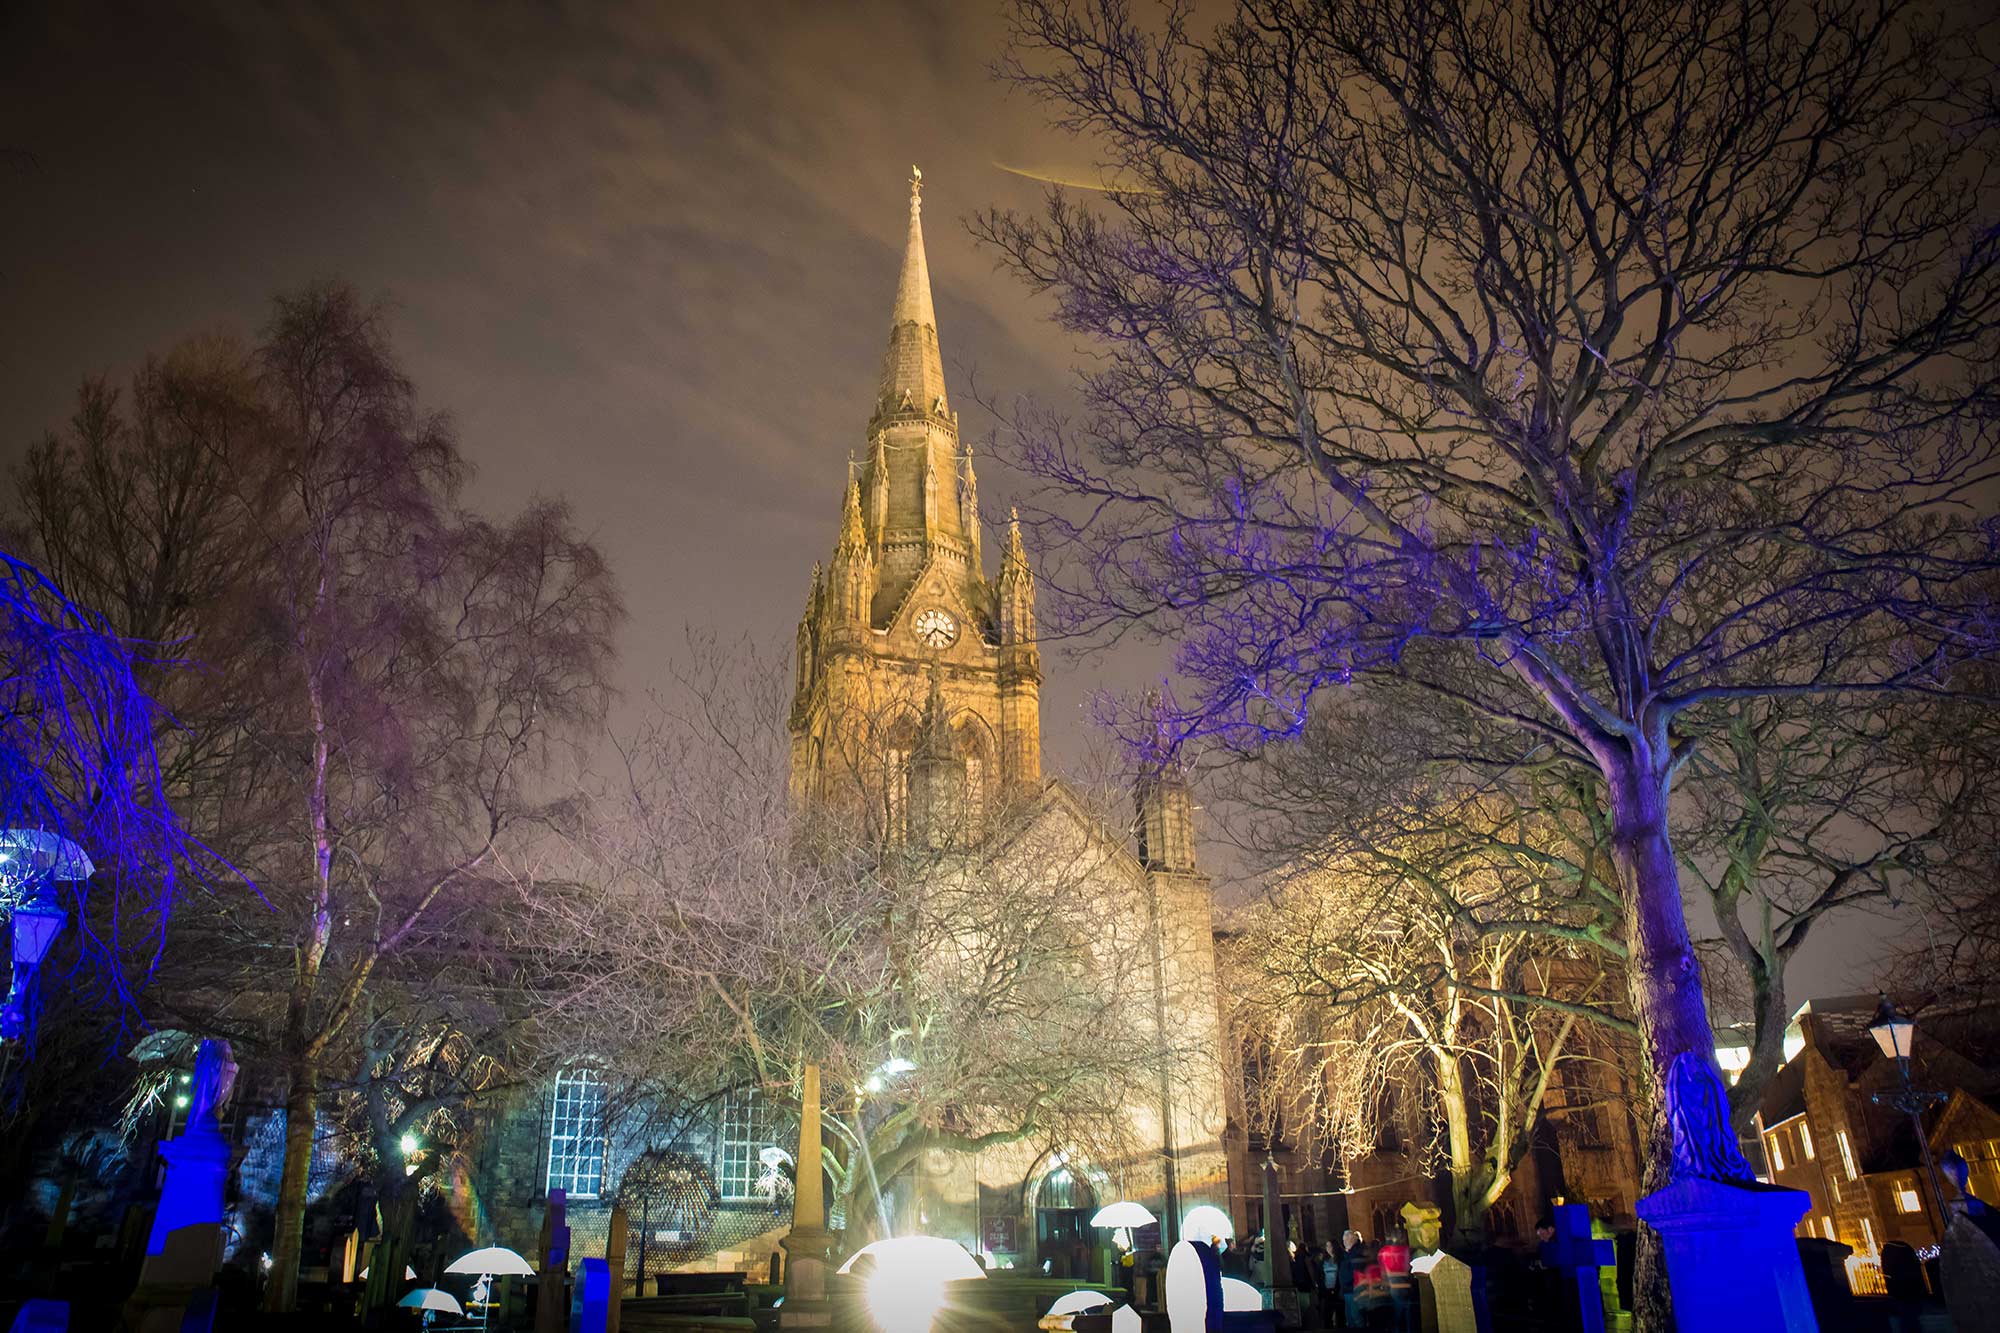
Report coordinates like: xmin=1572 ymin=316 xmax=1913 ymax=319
xmin=790 ymin=169 xmax=1041 ymax=829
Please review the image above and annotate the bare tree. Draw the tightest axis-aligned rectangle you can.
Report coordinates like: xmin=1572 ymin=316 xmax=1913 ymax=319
xmin=13 ymin=286 xmax=621 ymax=1308
xmin=1678 ymin=691 xmax=2000 ymax=1126
xmin=526 ymin=637 xmax=1183 ymax=1246
xmin=1222 ymin=684 xmax=1634 ymax=1240
xmin=979 ymin=9 xmax=2000 ymax=1313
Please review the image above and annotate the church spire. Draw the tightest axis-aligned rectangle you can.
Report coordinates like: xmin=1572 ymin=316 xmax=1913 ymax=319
xmin=878 ymin=166 xmax=949 ymax=417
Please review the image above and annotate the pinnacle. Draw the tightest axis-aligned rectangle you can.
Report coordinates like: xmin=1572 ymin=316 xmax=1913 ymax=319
xmin=1003 ymin=507 xmax=1031 ymax=573
xmin=838 ymin=478 xmax=868 ymax=552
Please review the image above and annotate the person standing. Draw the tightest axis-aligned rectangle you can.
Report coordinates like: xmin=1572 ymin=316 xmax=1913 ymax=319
xmin=1336 ymin=1230 xmax=1365 ymax=1329
xmin=1378 ymin=1226 xmax=1414 ymax=1333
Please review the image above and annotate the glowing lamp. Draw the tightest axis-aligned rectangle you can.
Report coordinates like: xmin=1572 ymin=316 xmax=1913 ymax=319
xmin=1868 ymin=995 xmax=1915 ymax=1063
xmin=400 ymin=1132 xmax=421 ymax=1157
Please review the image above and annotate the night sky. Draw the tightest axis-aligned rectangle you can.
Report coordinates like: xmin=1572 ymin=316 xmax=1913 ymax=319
xmin=0 ymin=0 xmax=1884 ymax=998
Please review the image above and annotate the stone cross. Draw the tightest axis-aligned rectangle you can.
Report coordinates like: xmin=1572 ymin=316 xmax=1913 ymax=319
xmin=1541 ymin=1204 xmax=1611 ymax=1333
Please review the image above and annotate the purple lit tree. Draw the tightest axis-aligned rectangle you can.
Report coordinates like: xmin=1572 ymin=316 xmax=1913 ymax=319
xmin=981 ymin=0 xmax=2000 ymax=1304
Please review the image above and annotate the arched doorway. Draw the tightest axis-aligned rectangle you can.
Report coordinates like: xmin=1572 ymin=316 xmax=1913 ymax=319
xmin=1033 ymin=1163 xmax=1102 ymax=1281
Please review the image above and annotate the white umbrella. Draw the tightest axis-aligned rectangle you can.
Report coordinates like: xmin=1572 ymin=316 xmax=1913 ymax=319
xmin=1182 ymin=1204 xmax=1235 ymax=1242
xmin=1089 ymin=1201 xmax=1157 ymax=1230
xmin=1220 ymin=1276 xmax=1264 ymax=1311
xmin=397 ymin=1288 xmax=463 ymax=1314
xmin=445 ymin=1245 xmax=536 ymax=1277
xmin=1048 ymin=1289 xmax=1115 ymax=1316
xmin=835 ymin=1235 xmax=985 ymax=1280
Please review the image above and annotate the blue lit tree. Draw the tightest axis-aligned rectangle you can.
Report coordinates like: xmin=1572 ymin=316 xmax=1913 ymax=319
xmin=981 ymin=1 xmax=2000 ymax=1310
xmin=0 ymin=549 xmax=192 ymax=1039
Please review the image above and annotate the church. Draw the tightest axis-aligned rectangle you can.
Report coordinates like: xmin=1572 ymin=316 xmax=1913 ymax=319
xmin=462 ymin=170 xmax=1236 ymax=1286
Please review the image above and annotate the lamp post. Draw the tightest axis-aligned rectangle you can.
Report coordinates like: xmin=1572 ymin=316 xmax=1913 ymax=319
xmin=0 ymin=829 xmax=90 ymax=1042
xmin=1867 ymin=995 xmax=1951 ymax=1240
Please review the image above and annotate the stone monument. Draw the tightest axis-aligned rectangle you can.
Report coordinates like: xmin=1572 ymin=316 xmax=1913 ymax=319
xmin=779 ymin=1064 xmax=834 ymax=1330
xmin=1540 ymin=1205 xmax=1611 ymax=1333
xmin=123 ymin=1039 xmax=235 ymax=1333
xmin=1260 ymin=1159 xmax=1301 ymax=1328
xmin=1635 ymin=1053 xmax=1814 ymax=1333
xmin=1410 ymin=1252 xmax=1486 ymax=1333
xmin=536 ymin=1187 xmax=571 ymax=1333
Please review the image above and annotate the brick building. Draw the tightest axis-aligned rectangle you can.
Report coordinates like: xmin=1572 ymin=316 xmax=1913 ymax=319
xmin=1748 ymin=995 xmax=2000 ymax=1289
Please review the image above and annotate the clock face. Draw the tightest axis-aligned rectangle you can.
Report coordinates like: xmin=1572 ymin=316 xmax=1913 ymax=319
xmin=914 ymin=607 xmax=958 ymax=649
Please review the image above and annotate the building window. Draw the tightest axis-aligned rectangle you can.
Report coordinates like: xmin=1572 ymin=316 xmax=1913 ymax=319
xmin=1798 ymin=1123 xmax=1814 ymax=1159
xmin=718 ymin=1088 xmax=777 ymax=1201
xmin=1821 ymin=1216 xmax=1835 ymax=1241
xmin=1836 ymin=1129 xmax=1859 ymax=1180
xmin=547 ymin=1069 xmax=607 ymax=1199
xmin=1860 ymin=1218 xmax=1877 ymax=1254
xmin=1767 ymin=1133 xmax=1786 ymax=1173
xmin=1897 ymin=1185 xmax=1922 ymax=1214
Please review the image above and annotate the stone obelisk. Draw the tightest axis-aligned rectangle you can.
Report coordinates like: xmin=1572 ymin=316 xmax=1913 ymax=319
xmin=780 ymin=1064 xmax=834 ymax=1329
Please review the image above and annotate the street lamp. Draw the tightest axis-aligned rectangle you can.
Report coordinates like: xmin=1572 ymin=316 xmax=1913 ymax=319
xmin=0 ymin=830 xmax=90 ymax=1042
xmin=1867 ymin=995 xmax=1951 ymax=1237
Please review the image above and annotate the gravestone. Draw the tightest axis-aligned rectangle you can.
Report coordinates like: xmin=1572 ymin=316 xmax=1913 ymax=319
xmin=1540 ymin=1205 xmax=1611 ymax=1333
xmin=1412 ymin=1253 xmax=1486 ymax=1333
xmin=536 ymin=1188 xmax=571 ymax=1333
xmin=1941 ymin=1211 xmax=2000 ymax=1333
xmin=1794 ymin=1236 xmax=1855 ymax=1331
xmin=6 ymin=1300 xmax=66 ymax=1332
xmin=123 ymin=1041 xmax=235 ymax=1333
xmin=574 ymin=1258 xmax=611 ymax=1333
xmin=1165 ymin=1239 xmax=1223 ymax=1333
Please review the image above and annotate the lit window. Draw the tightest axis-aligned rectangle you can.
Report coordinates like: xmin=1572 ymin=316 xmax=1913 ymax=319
xmin=1860 ymin=1218 xmax=1876 ymax=1254
xmin=1836 ymin=1130 xmax=1859 ymax=1180
xmin=1897 ymin=1186 xmax=1921 ymax=1214
xmin=1822 ymin=1216 xmax=1835 ymax=1240
xmin=1799 ymin=1124 xmax=1814 ymax=1160
xmin=718 ymin=1088 xmax=778 ymax=1201
xmin=547 ymin=1069 xmax=607 ymax=1199
xmin=1768 ymin=1133 xmax=1786 ymax=1173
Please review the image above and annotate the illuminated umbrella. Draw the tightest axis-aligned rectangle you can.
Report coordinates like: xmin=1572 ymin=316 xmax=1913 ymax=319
xmin=836 ymin=1235 xmax=985 ymax=1279
xmin=445 ymin=1245 xmax=536 ymax=1277
xmin=397 ymin=1288 xmax=463 ymax=1314
xmin=1089 ymin=1201 xmax=1156 ymax=1230
xmin=836 ymin=1237 xmax=985 ymax=1333
xmin=1182 ymin=1204 xmax=1235 ymax=1241
xmin=1048 ymin=1290 xmax=1115 ymax=1316
xmin=1220 ymin=1276 xmax=1264 ymax=1311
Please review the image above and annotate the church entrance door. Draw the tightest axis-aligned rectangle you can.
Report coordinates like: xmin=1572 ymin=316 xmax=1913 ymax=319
xmin=1034 ymin=1164 xmax=1102 ymax=1282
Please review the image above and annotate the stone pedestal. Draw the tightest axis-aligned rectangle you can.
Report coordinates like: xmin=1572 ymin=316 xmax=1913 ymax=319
xmin=1636 ymin=1177 xmax=1814 ymax=1333
xmin=123 ymin=1121 xmax=229 ymax=1333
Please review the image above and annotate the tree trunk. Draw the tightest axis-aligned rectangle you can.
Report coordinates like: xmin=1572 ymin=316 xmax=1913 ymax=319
xmin=361 ymin=1182 xmax=420 ymax=1327
xmin=1605 ymin=746 xmax=1715 ymax=1333
xmin=262 ymin=1062 xmax=320 ymax=1313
